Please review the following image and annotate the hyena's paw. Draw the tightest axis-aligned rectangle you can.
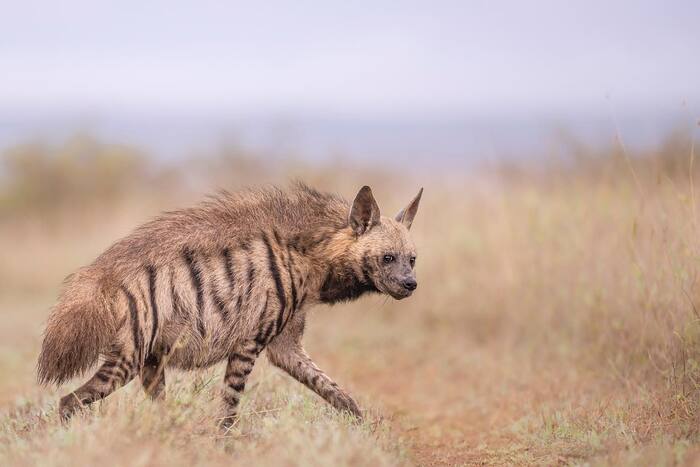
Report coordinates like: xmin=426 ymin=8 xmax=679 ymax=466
xmin=336 ymin=394 xmax=364 ymax=421
xmin=58 ymin=394 xmax=85 ymax=421
xmin=218 ymin=414 xmax=238 ymax=431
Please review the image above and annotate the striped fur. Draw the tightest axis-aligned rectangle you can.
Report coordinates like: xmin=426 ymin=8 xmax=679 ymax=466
xmin=37 ymin=182 xmax=422 ymax=423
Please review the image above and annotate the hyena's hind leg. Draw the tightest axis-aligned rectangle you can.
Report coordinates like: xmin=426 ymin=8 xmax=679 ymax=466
xmin=140 ymin=352 xmax=166 ymax=400
xmin=59 ymin=351 xmax=138 ymax=420
xmin=220 ymin=340 xmax=262 ymax=429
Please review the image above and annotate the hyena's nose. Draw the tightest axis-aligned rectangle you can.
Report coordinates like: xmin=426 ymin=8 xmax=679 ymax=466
xmin=401 ymin=278 xmax=417 ymax=291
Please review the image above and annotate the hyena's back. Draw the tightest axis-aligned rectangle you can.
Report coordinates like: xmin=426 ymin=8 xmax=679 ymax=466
xmin=37 ymin=184 xmax=347 ymax=384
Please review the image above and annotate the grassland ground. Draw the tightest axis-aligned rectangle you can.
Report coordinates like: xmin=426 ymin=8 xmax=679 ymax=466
xmin=3 ymin=143 xmax=700 ymax=465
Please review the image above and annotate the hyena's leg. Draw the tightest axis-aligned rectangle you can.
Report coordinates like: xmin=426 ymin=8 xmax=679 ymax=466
xmin=267 ymin=342 xmax=362 ymax=419
xmin=266 ymin=311 xmax=362 ymax=418
xmin=59 ymin=352 xmax=137 ymax=420
xmin=220 ymin=340 xmax=260 ymax=428
xmin=140 ymin=353 xmax=166 ymax=400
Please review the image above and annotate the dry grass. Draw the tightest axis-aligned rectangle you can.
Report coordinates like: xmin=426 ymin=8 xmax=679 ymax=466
xmin=3 ymin=132 xmax=700 ymax=465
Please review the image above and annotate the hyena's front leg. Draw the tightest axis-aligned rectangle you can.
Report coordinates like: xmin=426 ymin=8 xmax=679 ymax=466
xmin=140 ymin=353 xmax=166 ymax=400
xmin=220 ymin=340 xmax=260 ymax=428
xmin=266 ymin=341 xmax=362 ymax=419
xmin=59 ymin=351 xmax=137 ymax=420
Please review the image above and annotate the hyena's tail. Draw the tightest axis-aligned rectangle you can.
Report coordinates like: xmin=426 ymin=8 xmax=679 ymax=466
xmin=37 ymin=269 xmax=117 ymax=385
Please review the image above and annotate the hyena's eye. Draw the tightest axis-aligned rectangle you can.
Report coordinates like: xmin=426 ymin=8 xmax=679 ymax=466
xmin=383 ymin=254 xmax=395 ymax=263
xmin=410 ymin=256 xmax=416 ymax=268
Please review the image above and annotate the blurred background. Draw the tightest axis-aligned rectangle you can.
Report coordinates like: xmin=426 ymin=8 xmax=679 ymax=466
xmin=3 ymin=1 xmax=700 ymax=465
xmin=2 ymin=1 xmax=699 ymax=166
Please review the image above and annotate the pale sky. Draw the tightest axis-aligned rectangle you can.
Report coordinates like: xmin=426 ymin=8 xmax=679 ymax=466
xmin=1 ymin=0 xmax=699 ymax=118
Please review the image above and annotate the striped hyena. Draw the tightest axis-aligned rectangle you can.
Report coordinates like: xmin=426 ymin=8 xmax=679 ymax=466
xmin=37 ymin=183 xmax=422 ymax=426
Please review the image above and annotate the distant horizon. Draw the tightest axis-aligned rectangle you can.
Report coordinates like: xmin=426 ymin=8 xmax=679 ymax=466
xmin=2 ymin=0 xmax=699 ymax=166
xmin=1 ymin=106 xmax=695 ymax=168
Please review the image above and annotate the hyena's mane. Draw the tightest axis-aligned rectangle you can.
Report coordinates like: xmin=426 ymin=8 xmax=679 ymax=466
xmin=95 ymin=182 xmax=351 ymax=274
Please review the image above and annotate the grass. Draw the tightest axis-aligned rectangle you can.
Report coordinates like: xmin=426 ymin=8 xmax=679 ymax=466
xmin=1 ymin=361 xmax=406 ymax=467
xmin=3 ymin=132 xmax=700 ymax=465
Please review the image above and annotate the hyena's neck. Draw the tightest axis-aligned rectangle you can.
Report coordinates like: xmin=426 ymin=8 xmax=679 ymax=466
xmin=317 ymin=258 xmax=379 ymax=304
xmin=296 ymin=226 xmax=379 ymax=305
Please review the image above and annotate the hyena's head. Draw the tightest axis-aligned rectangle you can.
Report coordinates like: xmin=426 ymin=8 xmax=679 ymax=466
xmin=346 ymin=185 xmax=423 ymax=300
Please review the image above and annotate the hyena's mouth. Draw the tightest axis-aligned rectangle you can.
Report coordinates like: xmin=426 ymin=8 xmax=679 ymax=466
xmin=390 ymin=290 xmax=413 ymax=300
xmin=383 ymin=284 xmax=413 ymax=300
xmin=374 ymin=277 xmax=413 ymax=300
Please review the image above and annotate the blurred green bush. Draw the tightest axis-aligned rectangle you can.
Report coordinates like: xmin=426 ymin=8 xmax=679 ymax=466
xmin=0 ymin=134 xmax=158 ymax=215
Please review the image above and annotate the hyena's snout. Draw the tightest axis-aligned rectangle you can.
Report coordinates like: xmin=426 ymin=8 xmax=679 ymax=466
xmin=386 ymin=271 xmax=417 ymax=299
xmin=401 ymin=277 xmax=417 ymax=291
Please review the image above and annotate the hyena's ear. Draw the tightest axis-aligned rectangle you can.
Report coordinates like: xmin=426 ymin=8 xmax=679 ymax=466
xmin=395 ymin=188 xmax=423 ymax=230
xmin=349 ymin=186 xmax=381 ymax=235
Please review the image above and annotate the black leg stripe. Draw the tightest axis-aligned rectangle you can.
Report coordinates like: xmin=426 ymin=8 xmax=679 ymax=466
xmin=245 ymin=257 xmax=256 ymax=304
xmin=224 ymin=392 xmax=240 ymax=404
xmin=286 ymin=245 xmax=299 ymax=309
xmin=119 ymin=358 xmax=134 ymax=378
xmin=235 ymin=294 xmax=243 ymax=314
xmin=122 ymin=287 xmax=143 ymax=364
xmin=281 ymin=250 xmax=298 ymax=335
xmin=311 ymin=374 xmax=320 ymax=387
xmin=101 ymin=359 xmax=118 ymax=370
xmin=170 ymin=268 xmax=185 ymax=319
xmin=228 ymin=369 xmax=251 ymax=380
xmin=262 ymin=233 xmax=287 ymax=333
xmin=297 ymin=293 xmax=307 ymax=313
xmin=147 ymin=265 xmax=159 ymax=354
xmin=113 ymin=364 xmax=127 ymax=380
xmin=184 ymin=248 xmax=206 ymax=337
xmin=95 ymin=371 xmax=111 ymax=383
xmin=231 ymin=352 xmax=255 ymax=365
xmin=230 ymin=382 xmax=246 ymax=393
xmin=260 ymin=320 xmax=276 ymax=349
xmin=254 ymin=295 xmax=271 ymax=347
xmin=211 ymin=282 xmax=229 ymax=321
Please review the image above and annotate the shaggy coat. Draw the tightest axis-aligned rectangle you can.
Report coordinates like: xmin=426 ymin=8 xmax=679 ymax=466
xmin=37 ymin=182 xmax=422 ymax=425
